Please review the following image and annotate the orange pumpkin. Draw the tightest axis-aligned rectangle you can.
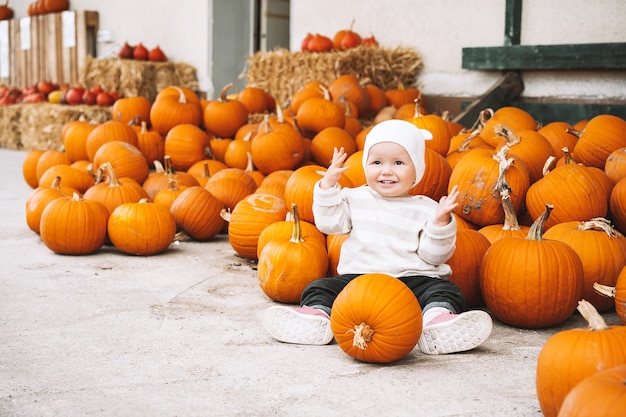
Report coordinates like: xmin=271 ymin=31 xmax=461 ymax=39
xmin=449 ymin=147 xmax=530 ymax=227
xmin=571 ymin=114 xmax=626 ymax=170
xmin=407 ymin=98 xmax=451 ymax=157
xmin=112 ymin=96 xmax=152 ymax=126
xmin=594 ymin=265 xmax=626 ymax=324
xmin=250 ymin=118 xmax=305 ymax=175
xmin=295 ymin=85 xmax=345 ymax=138
xmin=537 ymin=121 xmax=578 ymax=160
xmin=536 ymin=300 xmax=626 ymax=417
xmin=480 ymin=106 xmax=537 ymax=148
xmin=40 ymin=192 xmax=109 ymax=255
xmin=92 ymin=141 xmax=150 ymax=185
xmin=447 ymin=228 xmax=491 ymax=308
xmin=557 ymin=364 xmax=626 ymax=417
xmin=85 ymin=120 xmax=139 ymax=162
xmin=203 ymin=83 xmax=250 ymax=138
xmin=383 ymin=82 xmax=422 ymax=109
xmin=142 ymin=156 xmax=200 ymax=201
xmin=170 ymin=186 xmax=225 ymax=241
xmin=38 ymin=164 xmax=94 ymax=194
xmin=326 ymin=233 xmax=349 ymax=276
xmin=480 ymin=205 xmax=584 ymax=328
xmin=525 ymin=162 xmax=609 ymax=230
xmin=330 ymin=273 xmax=423 ymax=363
xmin=605 ymin=146 xmax=626 ymax=184
xmin=35 ymin=149 xmax=72 ymax=184
xmin=543 ymin=218 xmax=626 ymax=312
xmin=236 ymin=86 xmax=269 ymax=114
xmin=135 ymin=121 xmax=165 ymax=169
xmin=328 ymin=74 xmax=370 ymax=117
xmin=83 ymin=162 xmax=149 ymax=215
xmin=409 ymin=148 xmax=452 ymax=202
xmin=204 ymin=167 xmax=257 ymax=212
xmin=254 ymin=169 xmax=294 ymax=200
xmin=150 ymin=86 xmax=203 ymax=136
xmin=225 ymin=193 xmax=288 ymax=260
xmin=309 ymin=126 xmax=356 ymax=167
xmin=494 ymin=126 xmax=555 ymax=184
xmin=108 ymin=199 xmax=177 ymax=256
xmin=257 ymin=204 xmax=329 ymax=303
xmin=22 ymin=149 xmax=45 ymax=188
xmin=62 ymin=119 xmax=97 ymax=163
xmin=25 ymin=176 xmax=77 ymax=234
xmin=164 ymin=123 xmax=210 ymax=171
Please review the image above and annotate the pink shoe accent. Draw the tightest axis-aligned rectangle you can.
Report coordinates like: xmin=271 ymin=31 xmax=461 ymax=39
xmin=425 ymin=311 xmax=455 ymax=326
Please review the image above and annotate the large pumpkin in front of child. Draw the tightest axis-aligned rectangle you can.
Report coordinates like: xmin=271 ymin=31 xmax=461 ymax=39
xmin=330 ymin=273 xmax=422 ymax=363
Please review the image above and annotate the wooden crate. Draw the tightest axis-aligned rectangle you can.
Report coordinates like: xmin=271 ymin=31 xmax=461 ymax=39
xmin=2 ymin=10 xmax=98 ymax=87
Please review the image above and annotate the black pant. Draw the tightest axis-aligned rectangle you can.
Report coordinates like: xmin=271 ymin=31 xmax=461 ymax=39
xmin=301 ymin=274 xmax=467 ymax=315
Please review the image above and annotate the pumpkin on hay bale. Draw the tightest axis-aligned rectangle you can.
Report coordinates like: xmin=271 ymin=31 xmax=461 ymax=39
xmin=245 ymin=46 xmax=423 ymax=108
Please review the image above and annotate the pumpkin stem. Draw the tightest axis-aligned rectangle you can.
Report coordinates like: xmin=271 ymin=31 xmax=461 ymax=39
xmin=51 ymin=175 xmax=62 ymax=190
xmin=412 ymin=97 xmax=424 ymax=118
xmin=289 ymin=203 xmax=304 ymax=244
xmin=577 ymin=299 xmax=611 ymax=331
xmin=577 ymin=217 xmax=622 ymax=238
xmin=140 ymin=121 xmax=149 ymax=134
xmin=172 ymin=86 xmax=188 ymax=105
xmin=220 ymin=83 xmax=233 ymax=102
xmin=593 ymin=282 xmax=616 ymax=299
xmin=526 ymin=203 xmax=553 ymax=241
xmin=541 ymin=156 xmax=556 ymax=177
xmin=494 ymin=125 xmax=521 ymax=146
xmin=561 ymin=147 xmax=578 ymax=165
xmin=493 ymin=146 xmax=522 ymax=230
xmin=347 ymin=322 xmax=375 ymax=350
xmin=153 ymin=160 xmax=165 ymax=173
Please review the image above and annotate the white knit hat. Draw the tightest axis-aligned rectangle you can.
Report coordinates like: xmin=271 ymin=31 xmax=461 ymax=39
xmin=362 ymin=119 xmax=433 ymax=186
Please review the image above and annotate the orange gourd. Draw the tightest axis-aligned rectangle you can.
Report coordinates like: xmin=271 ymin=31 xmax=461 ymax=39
xmin=83 ymin=163 xmax=149 ymax=215
xmin=557 ymin=364 xmax=626 ymax=417
xmin=142 ymin=156 xmax=200 ymax=201
xmin=25 ymin=176 xmax=76 ymax=234
xmin=40 ymin=192 xmax=109 ymax=255
xmin=35 ymin=149 xmax=72 ymax=184
xmin=254 ymin=169 xmax=293 ymax=200
xmin=330 ymin=273 xmax=423 ymax=363
xmin=257 ymin=204 xmax=329 ymax=303
xmin=536 ymin=300 xmax=626 ymax=417
xmin=236 ymin=86 xmax=269 ymax=114
xmin=92 ymin=141 xmax=150 ymax=185
xmin=108 ymin=199 xmax=177 ymax=256
xmin=409 ymin=148 xmax=452 ymax=202
xmin=295 ymin=85 xmax=345 ymax=138
xmin=62 ymin=119 xmax=97 ymax=163
xmin=22 ymin=149 xmax=45 ymax=189
xmin=543 ymin=218 xmax=626 ymax=312
xmin=571 ymin=114 xmax=626 ymax=170
xmin=309 ymin=126 xmax=356 ymax=167
xmin=449 ymin=146 xmax=530 ymax=227
xmin=170 ymin=186 xmax=225 ymax=241
xmin=225 ymin=193 xmax=288 ymax=260
xmin=204 ymin=167 xmax=257 ymax=212
xmin=85 ymin=120 xmax=139 ymax=162
xmin=203 ymin=83 xmax=250 ymax=138
xmin=328 ymin=74 xmax=370 ymax=117
xmin=38 ymin=164 xmax=94 ymax=194
xmin=480 ymin=106 xmax=537 ymax=148
xmin=447 ymin=228 xmax=491 ymax=308
xmin=135 ymin=121 xmax=165 ymax=169
xmin=164 ymin=123 xmax=210 ymax=171
xmin=480 ymin=204 xmax=584 ymax=328
xmin=150 ymin=86 xmax=203 ymax=136
xmin=112 ymin=96 xmax=152 ymax=126
xmin=250 ymin=117 xmax=305 ymax=175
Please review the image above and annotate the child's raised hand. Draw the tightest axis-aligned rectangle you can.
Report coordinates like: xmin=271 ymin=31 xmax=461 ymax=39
xmin=319 ymin=147 xmax=349 ymax=190
xmin=434 ymin=185 xmax=460 ymax=226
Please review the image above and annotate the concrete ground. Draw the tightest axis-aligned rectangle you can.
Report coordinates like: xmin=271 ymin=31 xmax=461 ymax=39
xmin=0 ymin=148 xmax=620 ymax=417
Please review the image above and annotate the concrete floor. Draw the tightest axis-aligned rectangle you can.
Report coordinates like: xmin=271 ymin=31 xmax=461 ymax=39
xmin=1 ymin=148 xmax=620 ymax=417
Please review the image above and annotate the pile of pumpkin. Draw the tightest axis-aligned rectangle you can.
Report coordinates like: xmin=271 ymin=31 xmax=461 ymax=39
xmin=21 ymin=76 xmax=626 ymax=414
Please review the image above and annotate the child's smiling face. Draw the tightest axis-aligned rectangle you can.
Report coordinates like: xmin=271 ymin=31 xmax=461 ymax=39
xmin=364 ymin=142 xmax=417 ymax=197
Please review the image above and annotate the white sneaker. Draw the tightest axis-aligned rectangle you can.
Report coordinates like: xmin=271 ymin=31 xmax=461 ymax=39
xmin=263 ymin=305 xmax=334 ymax=345
xmin=418 ymin=310 xmax=493 ymax=355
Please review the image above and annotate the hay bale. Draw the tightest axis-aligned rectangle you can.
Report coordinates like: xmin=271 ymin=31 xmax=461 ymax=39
xmin=20 ymin=103 xmax=112 ymax=151
xmin=245 ymin=46 xmax=424 ymax=106
xmin=0 ymin=105 xmax=24 ymax=150
xmin=81 ymin=57 xmax=201 ymax=102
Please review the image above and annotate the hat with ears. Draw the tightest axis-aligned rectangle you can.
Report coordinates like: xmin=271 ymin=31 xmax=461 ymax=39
xmin=362 ymin=119 xmax=433 ymax=186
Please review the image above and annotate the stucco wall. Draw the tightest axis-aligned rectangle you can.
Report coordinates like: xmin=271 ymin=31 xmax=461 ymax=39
xmin=7 ymin=0 xmax=626 ymax=100
xmin=290 ymin=0 xmax=626 ymax=99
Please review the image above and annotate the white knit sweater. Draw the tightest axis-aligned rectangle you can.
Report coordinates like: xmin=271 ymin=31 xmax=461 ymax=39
xmin=312 ymin=182 xmax=457 ymax=279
